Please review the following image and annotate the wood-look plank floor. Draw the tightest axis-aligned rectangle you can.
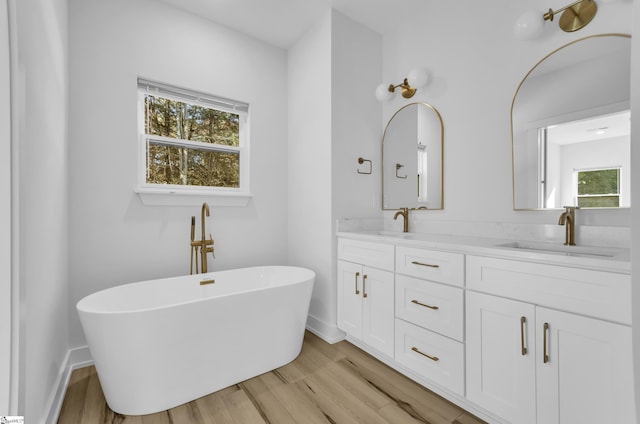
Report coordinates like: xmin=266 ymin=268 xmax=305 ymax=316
xmin=58 ymin=332 xmax=486 ymax=424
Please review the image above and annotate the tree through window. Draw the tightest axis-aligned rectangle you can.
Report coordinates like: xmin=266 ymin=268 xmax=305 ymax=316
xmin=138 ymin=78 xmax=249 ymax=192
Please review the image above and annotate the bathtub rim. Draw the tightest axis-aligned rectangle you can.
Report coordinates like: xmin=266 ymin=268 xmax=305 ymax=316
xmin=76 ymin=265 xmax=315 ymax=315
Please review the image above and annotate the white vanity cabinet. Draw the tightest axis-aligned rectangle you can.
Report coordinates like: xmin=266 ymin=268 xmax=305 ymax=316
xmin=394 ymin=246 xmax=465 ymax=395
xmin=337 ymin=238 xmax=395 ymax=357
xmin=466 ymin=255 xmax=635 ymax=424
xmin=466 ymin=291 xmax=536 ymax=424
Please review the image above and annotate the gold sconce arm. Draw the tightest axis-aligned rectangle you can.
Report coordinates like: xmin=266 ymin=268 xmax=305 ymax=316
xmin=544 ymin=0 xmax=597 ymax=32
xmin=514 ymin=0 xmax=597 ymax=40
xmin=375 ymin=68 xmax=430 ymax=102
xmin=388 ymin=78 xmax=417 ymax=99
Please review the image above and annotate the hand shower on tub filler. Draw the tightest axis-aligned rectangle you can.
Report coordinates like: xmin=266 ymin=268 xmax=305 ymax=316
xmin=190 ymin=202 xmax=215 ymax=274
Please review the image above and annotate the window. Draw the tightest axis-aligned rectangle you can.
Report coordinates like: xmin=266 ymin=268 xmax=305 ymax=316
xmin=575 ymin=168 xmax=620 ymax=208
xmin=137 ymin=78 xmax=250 ymax=205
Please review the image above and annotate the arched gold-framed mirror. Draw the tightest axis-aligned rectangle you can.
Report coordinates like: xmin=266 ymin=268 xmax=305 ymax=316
xmin=511 ymin=33 xmax=631 ymax=210
xmin=382 ymin=102 xmax=444 ymax=210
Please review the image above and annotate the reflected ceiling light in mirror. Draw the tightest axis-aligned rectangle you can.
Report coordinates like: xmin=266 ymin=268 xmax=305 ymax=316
xmin=375 ymin=68 xmax=430 ymax=102
xmin=515 ymin=0 xmax=599 ymax=40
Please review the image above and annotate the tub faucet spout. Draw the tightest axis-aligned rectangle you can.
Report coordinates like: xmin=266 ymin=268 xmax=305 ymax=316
xmin=200 ymin=202 xmax=215 ymax=273
xmin=190 ymin=202 xmax=215 ymax=274
xmin=201 ymin=202 xmax=209 ymax=243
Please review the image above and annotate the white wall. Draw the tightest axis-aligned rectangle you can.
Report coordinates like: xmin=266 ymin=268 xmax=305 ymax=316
xmin=288 ymin=10 xmax=382 ymax=341
xmin=630 ymin=0 xmax=640 ymax=420
xmin=287 ymin=11 xmax=334 ymax=338
xmin=381 ymin=0 xmax=633 ymax=228
xmin=331 ymin=11 xmax=383 ymax=220
xmin=13 ymin=0 xmax=70 ymax=420
xmin=68 ymin=0 xmax=289 ymax=348
xmin=0 ymin=0 xmax=11 ymax=413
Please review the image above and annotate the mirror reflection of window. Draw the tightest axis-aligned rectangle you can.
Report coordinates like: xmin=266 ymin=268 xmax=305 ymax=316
xmin=575 ymin=168 xmax=620 ymax=207
xmin=537 ymin=110 xmax=630 ymax=209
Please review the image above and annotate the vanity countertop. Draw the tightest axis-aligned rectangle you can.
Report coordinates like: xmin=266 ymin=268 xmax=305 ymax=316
xmin=337 ymin=230 xmax=631 ymax=274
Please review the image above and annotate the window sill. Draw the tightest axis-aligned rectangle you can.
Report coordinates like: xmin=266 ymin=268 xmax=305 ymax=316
xmin=135 ymin=188 xmax=252 ymax=207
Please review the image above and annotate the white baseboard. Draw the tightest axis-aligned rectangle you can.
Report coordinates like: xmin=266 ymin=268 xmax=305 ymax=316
xmin=43 ymin=346 xmax=93 ymax=424
xmin=306 ymin=314 xmax=345 ymax=344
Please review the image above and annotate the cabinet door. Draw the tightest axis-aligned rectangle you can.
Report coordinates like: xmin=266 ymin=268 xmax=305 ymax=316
xmin=466 ymin=291 xmax=536 ymax=424
xmin=337 ymin=261 xmax=363 ymax=339
xmin=536 ymin=307 xmax=635 ymax=424
xmin=362 ymin=267 xmax=395 ymax=357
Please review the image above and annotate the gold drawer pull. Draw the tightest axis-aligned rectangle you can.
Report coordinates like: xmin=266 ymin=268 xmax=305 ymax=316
xmin=411 ymin=347 xmax=439 ymax=362
xmin=200 ymin=279 xmax=216 ymax=286
xmin=411 ymin=261 xmax=440 ymax=269
xmin=411 ymin=299 xmax=439 ymax=310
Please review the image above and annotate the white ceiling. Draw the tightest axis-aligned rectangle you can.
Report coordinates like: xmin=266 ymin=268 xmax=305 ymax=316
xmin=159 ymin=0 xmax=431 ymax=48
xmin=548 ymin=110 xmax=631 ymax=145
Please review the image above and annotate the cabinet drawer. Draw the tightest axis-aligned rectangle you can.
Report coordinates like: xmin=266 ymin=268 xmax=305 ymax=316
xmin=338 ymin=238 xmax=395 ymax=271
xmin=466 ymin=255 xmax=631 ymax=325
xmin=395 ymin=319 xmax=464 ymax=395
xmin=396 ymin=246 xmax=464 ymax=287
xmin=395 ymin=275 xmax=463 ymax=342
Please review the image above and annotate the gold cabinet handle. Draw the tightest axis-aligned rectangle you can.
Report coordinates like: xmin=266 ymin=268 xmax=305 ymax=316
xmin=520 ymin=316 xmax=527 ymax=356
xmin=363 ymin=274 xmax=368 ymax=298
xmin=411 ymin=261 xmax=440 ymax=269
xmin=543 ymin=322 xmax=550 ymax=364
xmin=411 ymin=347 xmax=439 ymax=362
xmin=411 ymin=299 xmax=439 ymax=310
xmin=354 ymin=272 xmax=360 ymax=295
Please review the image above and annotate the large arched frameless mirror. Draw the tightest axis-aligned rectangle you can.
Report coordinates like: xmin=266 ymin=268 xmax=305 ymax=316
xmin=382 ymin=102 xmax=444 ymax=210
xmin=511 ymin=34 xmax=631 ymax=210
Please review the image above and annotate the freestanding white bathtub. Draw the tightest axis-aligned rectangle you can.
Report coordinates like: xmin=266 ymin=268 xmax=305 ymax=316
xmin=77 ymin=266 xmax=315 ymax=416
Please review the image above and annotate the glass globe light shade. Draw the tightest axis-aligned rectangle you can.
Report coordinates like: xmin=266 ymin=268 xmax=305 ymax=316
xmin=407 ymin=68 xmax=429 ymax=88
xmin=514 ymin=11 xmax=544 ymax=40
xmin=375 ymin=83 xmax=393 ymax=102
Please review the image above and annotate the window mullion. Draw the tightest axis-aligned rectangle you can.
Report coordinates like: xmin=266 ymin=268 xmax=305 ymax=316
xmin=146 ymin=135 xmax=240 ymax=154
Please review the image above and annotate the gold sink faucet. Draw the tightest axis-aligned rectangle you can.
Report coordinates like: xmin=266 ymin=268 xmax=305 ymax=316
xmin=190 ymin=202 xmax=215 ymax=274
xmin=558 ymin=206 xmax=579 ymax=246
xmin=394 ymin=207 xmax=409 ymax=233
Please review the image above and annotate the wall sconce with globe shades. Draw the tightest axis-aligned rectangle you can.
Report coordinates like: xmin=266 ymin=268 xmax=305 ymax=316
xmin=514 ymin=0 xmax=602 ymax=40
xmin=375 ymin=68 xmax=430 ymax=102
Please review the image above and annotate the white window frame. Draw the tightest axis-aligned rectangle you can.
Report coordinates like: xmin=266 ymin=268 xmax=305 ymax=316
xmin=135 ymin=78 xmax=251 ymax=206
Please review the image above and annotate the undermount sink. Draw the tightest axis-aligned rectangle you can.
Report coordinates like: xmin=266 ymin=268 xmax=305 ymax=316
xmin=497 ymin=241 xmax=619 ymax=258
xmin=364 ymin=230 xmax=410 ymax=238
